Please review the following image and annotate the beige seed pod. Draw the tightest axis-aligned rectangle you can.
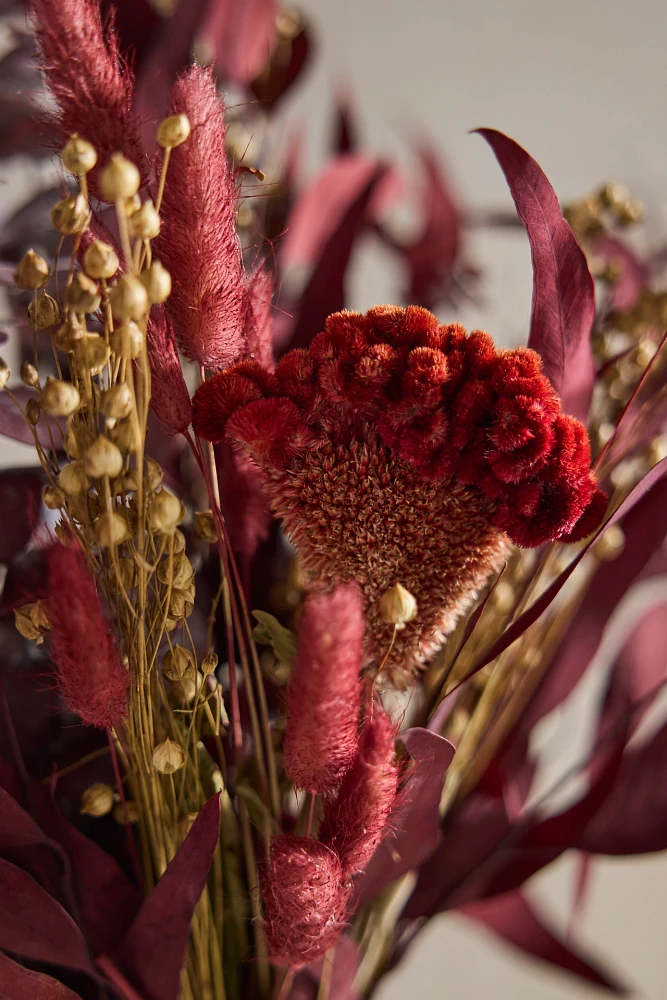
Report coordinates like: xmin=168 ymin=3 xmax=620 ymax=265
xmin=43 ymin=485 xmax=66 ymax=510
xmin=124 ymin=193 xmax=141 ymax=216
xmin=153 ymin=738 xmax=185 ymax=774
xmin=83 ymin=435 xmax=124 ymax=478
xmin=379 ymin=582 xmax=418 ymax=629
xmin=108 ymin=275 xmax=148 ymax=322
xmin=25 ymin=398 xmax=40 ymax=425
xmin=80 ymin=782 xmax=114 ymax=817
xmin=149 ymin=488 xmax=183 ymax=532
xmin=51 ymin=193 xmax=90 ymax=235
xmin=14 ymin=249 xmax=50 ymax=290
xmin=99 ymin=153 xmax=141 ymax=201
xmin=55 ymin=316 xmax=84 ymax=352
xmin=110 ymin=321 xmax=144 ymax=360
xmin=647 ymin=435 xmax=667 ymax=467
xmin=21 ymin=362 xmax=39 ymax=388
xmin=30 ymin=599 xmax=51 ymax=632
xmin=109 ymin=417 xmax=141 ymax=453
xmin=0 ymin=358 xmax=10 ymax=389
xmin=62 ymin=135 xmax=97 ymax=175
xmin=54 ymin=520 xmax=71 ymax=545
xmin=169 ymin=674 xmax=199 ymax=704
xmin=157 ymin=114 xmax=191 ymax=149
xmin=172 ymin=528 xmax=186 ymax=554
xmin=77 ymin=334 xmax=111 ymax=375
xmin=144 ymin=457 xmax=163 ymax=492
xmin=594 ymin=525 xmax=625 ymax=562
xmin=162 ymin=644 xmax=196 ymax=681
xmin=201 ymin=651 xmax=218 ymax=675
xmin=128 ymin=200 xmax=161 ymax=240
xmin=66 ymin=272 xmax=101 ymax=314
xmin=139 ymin=261 xmax=171 ymax=304
xmin=83 ymin=240 xmax=119 ymax=280
xmin=27 ymin=292 xmax=60 ymax=330
xmin=42 ymin=378 xmax=80 ymax=417
xmin=113 ymin=801 xmax=139 ymax=825
xmin=58 ymin=461 xmax=91 ymax=496
xmin=158 ymin=552 xmax=193 ymax=590
xmin=169 ymin=585 xmax=195 ymax=619
xmin=101 ymin=383 xmax=133 ymax=421
xmin=94 ymin=510 xmax=129 ymax=547
xmin=14 ymin=607 xmax=41 ymax=642
xmin=194 ymin=509 xmax=218 ymax=543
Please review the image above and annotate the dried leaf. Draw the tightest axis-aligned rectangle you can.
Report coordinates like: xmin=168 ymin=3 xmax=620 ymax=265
xmin=461 ymin=890 xmax=629 ymax=994
xmin=0 ymin=951 xmax=83 ymax=1000
xmin=476 ymin=129 xmax=595 ymax=421
xmin=0 ymin=786 xmax=69 ymax=905
xmin=252 ymin=609 xmax=297 ymax=666
xmin=0 ymin=858 xmax=93 ymax=973
xmin=0 ymin=469 xmax=43 ymax=563
xmin=250 ymin=17 xmax=311 ymax=109
xmin=593 ymin=233 xmax=648 ymax=312
xmin=356 ymin=729 xmax=454 ymax=905
xmin=201 ymin=0 xmax=277 ymax=86
xmin=112 ymin=792 xmax=221 ymax=1000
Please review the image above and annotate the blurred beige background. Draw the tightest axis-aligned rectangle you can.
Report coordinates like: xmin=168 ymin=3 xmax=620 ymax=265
xmin=284 ymin=1 xmax=667 ymax=997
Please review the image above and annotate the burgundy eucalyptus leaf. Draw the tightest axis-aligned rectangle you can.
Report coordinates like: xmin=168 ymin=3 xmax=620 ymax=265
xmin=461 ymin=890 xmax=629 ymax=995
xmin=593 ymin=233 xmax=648 ymax=312
xmin=290 ymin=936 xmax=361 ymax=1000
xmin=465 ymin=457 xmax=667 ymax=686
xmin=250 ymin=16 xmax=311 ymax=109
xmin=0 ymin=785 xmax=70 ymax=905
xmin=31 ymin=783 xmax=142 ymax=957
xmin=356 ymin=729 xmax=454 ymax=906
xmin=0 ymin=950 xmax=83 ymax=1000
xmin=0 ymin=388 xmax=65 ymax=448
xmin=201 ymin=0 xmax=277 ymax=86
xmin=476 ymin=128 xmax=595 ymax=422
xmin=605 ymin=601 xmax=667 ymax=733
xmin=0 ymin=858 xmax=93 ymax=973
xmin=111 ymin=792 xmax=221 ymax=1000
xmin=331 ymin=91 xmax=358 ymax=154
xmin=0 ymin=468 xmax=43 ymax=563
xmin=281 ymin=163 xmax=389 ymax=353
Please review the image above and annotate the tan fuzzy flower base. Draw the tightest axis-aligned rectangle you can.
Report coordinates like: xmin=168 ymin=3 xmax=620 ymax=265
xmin=264 ymin=429 xmax=508 ymax=682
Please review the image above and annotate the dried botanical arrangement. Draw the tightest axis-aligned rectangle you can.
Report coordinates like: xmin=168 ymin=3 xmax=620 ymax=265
xmin=0 ymin=2 xmax=666 ymax=1000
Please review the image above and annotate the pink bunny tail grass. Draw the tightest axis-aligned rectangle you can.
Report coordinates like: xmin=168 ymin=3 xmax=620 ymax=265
xmin=245 ymin=263 xmax=275 ymax=370
xmin=218 ymin=444 xmax=271 ymax=559
xmin=283 ymin=583 xmax=365 ymax=794
xmin=146 ymin=307 xmax=193 ymax=435
xmin=30 ymin=0 xmax=147 ymax=198
xmin=260 ymin=836 xmax=349 ymax=969
xmin=156 ymin=65 xmax=247 ymax=370
xmin=48 ymin=542 xmax=128 ymax=730
xmin=320 ymin=707 xmax=399 ymax=876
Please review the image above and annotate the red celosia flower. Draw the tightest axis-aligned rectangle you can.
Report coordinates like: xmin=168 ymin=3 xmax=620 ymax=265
xmin=31 ymin=0 xmax=148 ymax=198
xmin=48 ymin=542 xmax=128 ymax=730
xmin=319 ymin=707 xmax=398 ymax=877
xmin=260 ymin=836 xmax=348 ymax=968
xmin=283 ymin=583 xmax=364 ymax=794
xmin=192 ymin=306 xmax=606 ymax=673
xmin=155 ymin=65 xmax=247 ymax=370
xmin=146 ymin=307 xmax=193 ymax=436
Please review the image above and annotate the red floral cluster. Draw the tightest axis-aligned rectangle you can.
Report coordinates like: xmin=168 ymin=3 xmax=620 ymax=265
xmin=194 ymin=306 xmax=606 ymax=670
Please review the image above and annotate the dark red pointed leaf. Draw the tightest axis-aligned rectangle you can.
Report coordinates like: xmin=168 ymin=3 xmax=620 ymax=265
xmin=0 ymin=786 xmax=70 ymax=905
xmin=112 ymin=792 xmax=221 ymax=1000
xmin=593 ymin=234 xmax=648 ymax=312
xmin=290 ymin=937 xmax=361 ymax=1000
xmin=0 ymin=951 xmax=83 ymax=1000
xmin=461 ymin=891 xmax=629 ymax=994
xmin=281 ymin=163 xmax=388 ymax=353
xmin=477 ymin=129 xmax=595 ymax=421
xmin=31 ymin=783 xmax=142 ymax=957
xmin=0 ymin=468 xmax=43 ymax=562
xmin=250 ymin=18 xmax=311 ymax=109
xmin=0 ymin=858 xmax=93 ymax=973
xmin=202 ymin=0 xmax=277 ymax=86
xmin=356 ymin=729 xmax=454 ymax=906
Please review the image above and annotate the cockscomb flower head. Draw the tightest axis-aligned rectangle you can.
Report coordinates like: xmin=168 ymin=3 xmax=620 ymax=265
xmin=193 ymin=306 xmax=606 ymax=676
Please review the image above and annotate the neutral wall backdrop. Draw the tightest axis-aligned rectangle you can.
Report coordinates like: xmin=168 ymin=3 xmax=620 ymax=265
xmin=283 ymin=1 xmax=667 ymax=997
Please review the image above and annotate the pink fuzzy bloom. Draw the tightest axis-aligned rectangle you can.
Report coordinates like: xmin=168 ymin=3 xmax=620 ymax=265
xmin=48 ymin=543 xmax=128 ymax=730
xmin=156 ymin=65 xmax=247 ymax=370
xmin=245 ymin=264 xmax=275 ymax=370
xmin=146 ymin=307 xmax=193 ymax=436
xmin=320 ymin=707 xmax=398 ymax=876
xmin=284 ymin=583 xmax=364 ymax=794
xmin=30 ymin=0 xmax=147 ymax=198
xmin=260 ymin=836 xmax=348 ymax=968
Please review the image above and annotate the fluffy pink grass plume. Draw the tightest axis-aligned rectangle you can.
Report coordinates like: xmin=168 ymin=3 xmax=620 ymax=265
xmin=30 ymin=0 xmax=147 ymax=198
xmin=245 ymin=264 xmax=275 ymax=370
xmin=320 ymin=707 xmax=398 ymax=876
xmin=146 ymin=307 xmax=193 ymax=435
xmin=48 ymin=542 xmax=128 ymax=730
xmin=284 ymin=583 xmax=364 ymax=794
xmin=156 ymin=65 xmax=247 ymax=370
xmin=260 ymin=836 xmax=348 ymax=968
